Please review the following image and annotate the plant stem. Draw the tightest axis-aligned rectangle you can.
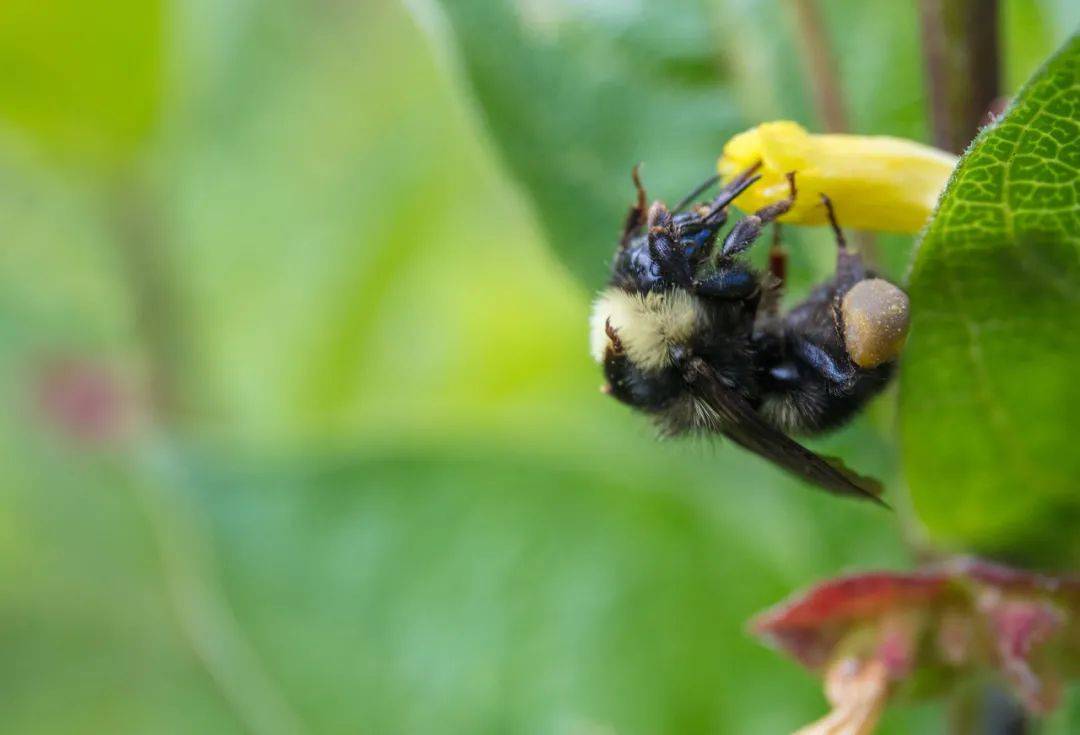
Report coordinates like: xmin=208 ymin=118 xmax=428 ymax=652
xmin=918 ymin=7 xmax=1018 ymax=733
xmin=789 ymin=0 xmax=848 ymax=133
xmin=108 ymin=171 xmax=191 ymax=422
xmin=787 ymin=0 xmax=880 ymax=261
xmin=918 ymin=0 xmax=1001 ymax=153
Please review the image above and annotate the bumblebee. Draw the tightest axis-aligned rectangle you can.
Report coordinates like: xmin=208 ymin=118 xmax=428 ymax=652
xmin=590 ymin=166 xmax=909 ymax=502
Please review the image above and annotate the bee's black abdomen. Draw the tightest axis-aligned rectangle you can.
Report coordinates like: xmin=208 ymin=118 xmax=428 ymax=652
xmin=757 ymin=263 xmax=896 ymax=436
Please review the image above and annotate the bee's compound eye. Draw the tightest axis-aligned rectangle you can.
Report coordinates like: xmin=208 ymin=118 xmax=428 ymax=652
xmin=841 ymin=279 xmax=911 ymax=368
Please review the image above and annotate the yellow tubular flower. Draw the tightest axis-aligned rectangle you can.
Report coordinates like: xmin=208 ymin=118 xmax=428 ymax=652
xmin=718 ymin=121 xmax=958 ymax=233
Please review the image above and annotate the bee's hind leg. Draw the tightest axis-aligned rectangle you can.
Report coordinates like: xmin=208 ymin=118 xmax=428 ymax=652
xmin=818 ymin=193 xmax=873 ymax=333
xmin=820 ymin=193 xmax=867 ymax=285
xmin=792 ymin=338 xmax=856 ymax=386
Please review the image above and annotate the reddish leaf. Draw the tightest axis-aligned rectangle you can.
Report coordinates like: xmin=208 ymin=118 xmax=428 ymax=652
xmin=979 ymin=596 xmax=1063 ymax=713
xmin=752 ymin=557 xmax=1080 ymax=725
xmin=752 ymin=572 xmax=946 ymax=669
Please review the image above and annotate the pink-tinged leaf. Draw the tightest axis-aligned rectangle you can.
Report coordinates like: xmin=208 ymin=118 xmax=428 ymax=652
xmin=751 ymin=572 xmax=946 ymax=669
xmin=979 ymin=595 xmax=1064 ymax=714
xmin=753 ymin=557 xmax=1080 ymax=732
xmin=34 ymin=357 xmax=137 ymax=444
xmin=873 ymin=614 xmax=922 ymax=680
xmin=943 ymin=557 xmax=1080 ymax=597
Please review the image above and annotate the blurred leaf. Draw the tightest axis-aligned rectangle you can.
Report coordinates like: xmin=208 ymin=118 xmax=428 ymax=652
xmin=0 ymin=411 xmax=933 ymax=734
xmin=432 ymin=0 xmax=745 ymax=285
xmin=0 ymin=446 xmax=242 ymax=734
xmin=148 ymin=442 xmax=929 ymax=735
xmin=899 ymin=36 xmax=1080 ymax=560
xmin=0 ymin=0 xmax=163 ymax=164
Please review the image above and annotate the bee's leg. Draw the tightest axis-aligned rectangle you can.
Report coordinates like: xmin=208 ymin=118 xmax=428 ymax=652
xmin=694 ymin=268 xmax=758 ymax=299
xmin=820 ymin=193 xmax=866 ymax=285
xmin=669 ymin=165 xmax=765 ymax=267
xmin=792 ymin=339 xmax=856 ymax=386
xmin=819 ymin=193 xmax=872 ymax=334
xmin=647 ymin=202 xmax=694 ymax=288
xmin=760 ymin=223 xmax=786 ymax=316
xmin=721 ymin=172 xmax=797 ymax=257
xmin=770 ymin=223 xmax=787 ymax=281
xmin=619 ymin=164 xmax=648 ymax=247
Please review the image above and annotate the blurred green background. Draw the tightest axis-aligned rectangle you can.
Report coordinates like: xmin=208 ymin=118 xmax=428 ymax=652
xmin=0 ymin=1 xmax=1076 ymax=733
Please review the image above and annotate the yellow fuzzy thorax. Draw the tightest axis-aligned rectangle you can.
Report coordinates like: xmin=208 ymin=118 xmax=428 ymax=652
xmin=590 ymin=288 xmax=705 ymax=373
xmin=718 ymin=121 xmax=958 ymax=233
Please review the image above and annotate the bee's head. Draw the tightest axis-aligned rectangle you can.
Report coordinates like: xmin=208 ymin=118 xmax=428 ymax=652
xmin=610 ymin=226 xmax=719 ymax=295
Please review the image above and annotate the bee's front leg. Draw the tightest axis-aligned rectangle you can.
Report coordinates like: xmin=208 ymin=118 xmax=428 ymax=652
xmin=721 ymin=172 xmax=798 ymax=257
xmin=695 ymin=268 xmax=759 ymax=300
xmin=647 ymin=202 xmax=694 ymax=288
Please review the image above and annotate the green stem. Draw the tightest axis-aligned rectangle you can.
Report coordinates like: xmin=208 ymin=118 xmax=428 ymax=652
xmin=788 ymin=0 xmax=879 ymax=262
xmin=108 ymin=170 xmax=192 ymax=422
xmin=789 ymin=0 xmax=848 ymax=133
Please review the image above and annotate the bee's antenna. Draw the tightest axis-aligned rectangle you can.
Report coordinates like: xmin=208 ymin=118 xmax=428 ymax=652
xmin=701 ymin=173 xmax=762 ymax=222
xmin=819 ymin=193 xmax=847 ymax=250
xmin=672 ymin=174 xmax=721 ymax=214
xmin=631 ymin=163 xmax=647 ymax=212
xmin=620 ymin=163 xmax=649 ymax=248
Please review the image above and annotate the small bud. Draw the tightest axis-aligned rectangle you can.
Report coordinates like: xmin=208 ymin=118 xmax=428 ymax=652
xmin=35 ymin=357 xmax=136 ymax=444
xmin=841 ymin=279 xmax=910 ymax=369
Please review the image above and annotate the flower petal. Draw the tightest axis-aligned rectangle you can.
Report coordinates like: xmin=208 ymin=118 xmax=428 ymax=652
xmin=794 ymin=658 xmax=889 ymax=735
xmin=718 ymin=121 xmax=958 ymax=233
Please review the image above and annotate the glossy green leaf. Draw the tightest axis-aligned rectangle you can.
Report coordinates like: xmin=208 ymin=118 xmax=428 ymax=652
xmin=900 ymin=35 xmax=1080 ymax=560
xmin=0 ymin=0 xmax=163 ymax=164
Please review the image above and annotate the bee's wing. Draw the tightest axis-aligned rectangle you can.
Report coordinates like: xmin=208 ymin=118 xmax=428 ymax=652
xmin=684 ymin=359 xmax=887 ymax=504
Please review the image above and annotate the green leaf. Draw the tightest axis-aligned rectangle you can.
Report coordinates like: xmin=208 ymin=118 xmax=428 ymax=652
xmin=0 ymin=424 xmax=935 ymax=734
xmin=900 ymin=35 xmax=1080 ymax=560
xmin=433 ymin=0 xmax=745 ymax=285
xmin=0 ymin=0 xmax=163 ymax=164
xmin=430 ymin=0 xmax=940 ymax=287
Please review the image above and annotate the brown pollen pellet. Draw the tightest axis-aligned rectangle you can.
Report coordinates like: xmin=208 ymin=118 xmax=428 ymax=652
xmin=841 ymin=279 xmax=911 ymax=369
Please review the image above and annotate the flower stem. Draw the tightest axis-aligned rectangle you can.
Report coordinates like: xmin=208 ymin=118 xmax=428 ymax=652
xmin=108 ymin=171 xmax=192 ymax=422
xmin=918 ymin=0 xmax=1001 ymax=153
